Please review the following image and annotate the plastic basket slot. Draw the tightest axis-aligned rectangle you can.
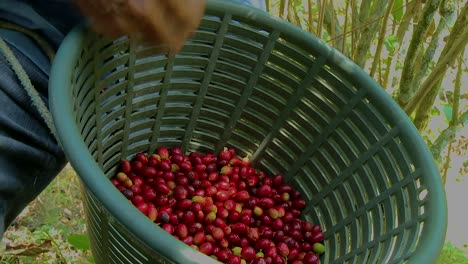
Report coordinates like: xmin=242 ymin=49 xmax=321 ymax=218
xmin=252 ymin=83 xmax=288 ymax=109
xmin=191 ymin=129 xmax=223 ymax=146
xmin=330 ymin=178 xmax=423 ymax=263
xmin=198 ymin=105 xmax=232 ymax=125
xmin=100 ymin=96 xmax=125 ymax=118
xmin=134 ymin=45 xmax=168 ymax=59
xmin=308 ymin=125 xmax=397 ymax=206
xmin=204 ymin=86 xmax=241 ymax=107
xmin=183 ymin=43 xmax=215 ymax=59
xmin=102 ymin=144 xmax=123 ymax=172
xmin=124 ymin=140 xmax=152 ymax=157
xmin=314 ymin=147 xmax=341 ymax=183
xmin=79 ymin=91 xmax=96 ymax=125
xmin=259 ymin=67 xmax=295 ymax=92
xmin=191 ymin=30 xmax=218 ymax=45
xmin=385 ymin=194 xmax=406 ymax=260
xmin=339 ymin=118 xmax=371 ymax=157
xmin=324 ymin=159 xmax=419 ymax=237
xmin=108 ymin=223 xmax=148 ymax=263
xmin=320 ymin=64 xmax=358 ymax=97
xmin=209 ymin=69 xmax=248 ymax=88
xmin=99 ymin=67 xmax=129 ymax=92
xmin=172 ymin=57 xmax=210 ymax=72
xmin=385 ymin=139 xmax=420 ymax=215
xmin=306 ymin=90 xmax=340 ymax=125
xmin=194 ymin=115 xmax=227 ymax=136
xmin=321 ymin=140 xmax=350 ymax=177
xmin=228 ymin=19 xmax=270 ymax=43
xmin=222 ymin=34 xmax=263 ymax=59
xmin=213 ymin=60 xmax=252 ymax=82
xmin=98 ymin=53 xmax=129 ymax=79
xmin=185 ymin=140 xmax=216 ymax=154
xmin=246 ymin=95 xmax=282 ymax=120
xmin=128 ymin=97 xmax=159 ymax=114
xmin=217 ymin=46 xmax=257 ymax=69
xmin=143 ymin=57 xmax=174 ymax=154
xmin=133 ymin=59 xmax=172 ymax=77
xmin=346 ymin=218 xmax=362 ymax=263
xmin=259 ymin=144 xmax=290 ymax=176
xmin=229 ymin=127 xmax=261 ymax=152
xmin=198 ymin=16 xmax=222 ymax=32
xmin=281 ymin=120 xmax=310 ymax=151
xmin=269 ymin=48 xmax=308 ymax=76
xmin=262 ymin=61 xmax=301 ymax=88
xmin=82 ymin=114 xmax=96 ymax=142
xmin=274 ymin=37 xmax=317 ymax=66
xmin=286 ymin=109 xmax=322 ymax=147
xmin=292 ymin=165 xmax=318 ymax=202
xmin=84 ymin=131 xmax=97 ymax=155
xmin=297 ymin=96 xmax=330 ymax=129
xmin=75 ymin=59 xmax=94 ymax=98
xmin=97 ymin=36 xmax=128 ymax=55
xmin=109 ymin=243 xmax=136 ymax=264
xmin=272 ymin=129 xmax=304 ymax=164
xmin=348 ymin=110 xmax=379 ymax=148
xmin=361 ymin=96 xmax=393 ymax=135
xmin=352 ymin=104 xmax=386 ymax=144
xmin=101 ymin=120 xmax=124 ymax=146
xmin=309 ymin=156 xmax=334 ymax=191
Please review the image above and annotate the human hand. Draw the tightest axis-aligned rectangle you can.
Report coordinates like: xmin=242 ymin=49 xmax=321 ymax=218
xmin=74 ymin=0 xmax=206 ymax=54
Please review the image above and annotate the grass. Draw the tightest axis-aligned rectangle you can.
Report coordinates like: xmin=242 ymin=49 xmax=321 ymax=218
xmin=0 ymin=164 xmax=92 ymax=264
xmin=0 ymin=164 xmax=466 ymax=263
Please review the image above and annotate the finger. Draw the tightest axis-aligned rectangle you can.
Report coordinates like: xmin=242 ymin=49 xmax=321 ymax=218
xmin=127 ymin=0 xmax=174 ymax=47
xmin=74 ymin=0 xmax=125 ymax=37
xmin=165 ymin=0 xmax=205 ymax=27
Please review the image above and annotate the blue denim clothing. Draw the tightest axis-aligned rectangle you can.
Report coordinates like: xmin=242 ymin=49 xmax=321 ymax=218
xmin=0 ymin=1 xmax=266 ymax=238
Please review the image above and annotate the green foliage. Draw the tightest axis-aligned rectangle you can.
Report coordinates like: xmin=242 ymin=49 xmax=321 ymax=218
xmin=392 ymin=0 xmax=404 ymax=22
xmin=384 ymin=35 xmax=399 ymax=53
xmin=436 ymin=242 xmax=468 ymax=264
xmin=67 ymin=234 xmax=91 ymax=252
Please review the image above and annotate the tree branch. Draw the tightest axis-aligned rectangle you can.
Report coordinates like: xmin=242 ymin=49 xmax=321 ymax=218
xmin=404 ymin=2 xmax=468 ymax=116
xmin=308 ymin=0 xmax=314 ymax=33
xmin=287 ymin=0 xmax=303 ymax=28
xmin=280 ymin=0 xmax=287 ymax=19
xmin=370 ymin=0 xmax=396 ymax=78
xmin=431 ymin=51 xmax=464 ymax=161
xmin=396 ymin=0 xmax=422 ymax=42
xmin=397 ymin=0 xmax=443 ymax=107
xmin=354 ymin=0 xmax=390 ymax=67
xmin=343 ymin=0 xmax=351 ymax=54
xmin=431 ymin=110 xmax=468 ymax=160
xmin=412 ymin=0 xmax=456 ymax=91
xmin=351 ymin=0 xmax=358 ymax=58
xmin=317 ymin=0 xmax=326 ymax=38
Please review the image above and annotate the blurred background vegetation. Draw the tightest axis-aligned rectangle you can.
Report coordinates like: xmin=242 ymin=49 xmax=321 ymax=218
xmin=0 ymin=0 xmax=466 ymax=263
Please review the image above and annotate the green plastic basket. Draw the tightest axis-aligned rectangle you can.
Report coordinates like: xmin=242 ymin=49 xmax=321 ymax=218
xmin=49 ymin=1 xmax=447 ymax=263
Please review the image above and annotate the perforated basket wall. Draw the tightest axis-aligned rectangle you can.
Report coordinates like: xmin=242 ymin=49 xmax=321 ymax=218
xmin=49 ymin=1 xmax=447 ymax=264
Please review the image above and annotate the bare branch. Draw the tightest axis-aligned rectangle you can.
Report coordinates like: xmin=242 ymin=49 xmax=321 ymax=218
xmin=397 ymin=0 xmax=444 ymax=107
xmin=396 ymin=0 xmax=422 ymax=42
xmin=343 ymin=0 xmax=351 ymax=54
xmin=413 ymin=1 xmax=456 ymax=91
xmin=370 ymin=0 xmax=396 ymax=78
xmin=354 ymin=0 xmax=390 ymax=67
xmin=431 ymin=110 xmax=468 ymax=160
xmin=405 ymin=2 xmax=468 ymax=116
xmin=317 ymin=0 xmax=326 ymax=37
xmin=308 ymin=0 xmax=314 ymax=33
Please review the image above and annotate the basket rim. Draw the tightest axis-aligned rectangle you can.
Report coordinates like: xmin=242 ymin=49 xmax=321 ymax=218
xmin=49 ymin=0 xmax=447 ymax=263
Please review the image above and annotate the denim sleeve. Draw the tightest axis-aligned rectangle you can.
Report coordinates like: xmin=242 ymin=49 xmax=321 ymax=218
xmin=0 ymin=37 xmax=67 ymax=236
